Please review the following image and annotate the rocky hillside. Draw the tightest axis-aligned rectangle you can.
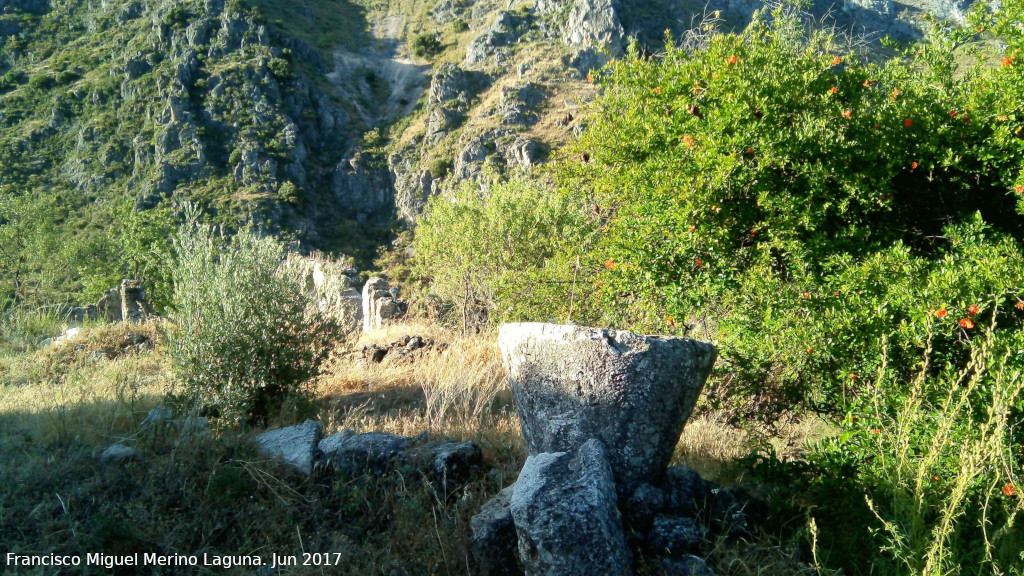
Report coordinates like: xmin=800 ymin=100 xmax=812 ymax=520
xmin=0 ymin=0 xmax=398 ymax=263
xmin=0 ymin=0 xmax=986 ymax=273
xmin=366 ymin=0 xmax=983 ymax=225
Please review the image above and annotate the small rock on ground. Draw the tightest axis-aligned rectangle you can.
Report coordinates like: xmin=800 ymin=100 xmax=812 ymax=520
xmin=100 ymin=443 xmax=137 ymax=465
xmin=647 ymin=515 xmax=707 ymax=557
xmin=319 ymin=431 xmax=409 ymax=475
xmin=256 ymin=421 xmax=322 ymax=475
xmin=399 ymin=440 xmax=482 ymax=487
xmin=660 ymin=555 xmax=717 ymax=576
xmin=470 ymin=485 xmax=519 ymax=576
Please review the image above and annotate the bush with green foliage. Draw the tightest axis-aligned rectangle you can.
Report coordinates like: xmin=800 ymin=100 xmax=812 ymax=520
xmin=409 ymin=33 xmax=442 ymax=58
xmin=427 ymin=156 xmax=452 ymax=179
xmin=167 ymin=217 xmax=346 ymax=424
xmin=414 ymin=177 xmax=597 ymax=330
xmin=27 ymin=74 xmax=54 ymax=90
xmin=546 ymin=8 xmax=1024 ymax=421
xmin=416 ymin=10 xmax=1024 ymax=420
xmin=0 ymin=192 xmax=177 ymax=311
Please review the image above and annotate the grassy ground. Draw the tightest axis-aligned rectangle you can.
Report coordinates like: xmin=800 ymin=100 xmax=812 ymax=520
xmin=0 ymin=320 xmax=831 ymax=575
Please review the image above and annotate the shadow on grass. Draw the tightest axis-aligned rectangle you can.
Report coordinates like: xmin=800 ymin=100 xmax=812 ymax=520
xmin=319 ymin=385 xmax=427 ymax=416
xmin=0 ymin=397 xmax=511 ymax=576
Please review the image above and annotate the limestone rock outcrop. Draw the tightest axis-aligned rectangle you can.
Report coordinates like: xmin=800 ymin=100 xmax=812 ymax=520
xmin=470 ymin=322 xmax=724 ymax=575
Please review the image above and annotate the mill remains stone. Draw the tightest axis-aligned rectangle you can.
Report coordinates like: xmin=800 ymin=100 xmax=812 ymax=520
xmin=497 ymin=322 xmax=717 ymax=494
xmin=361 ymin=276 xmax=409 ymax=332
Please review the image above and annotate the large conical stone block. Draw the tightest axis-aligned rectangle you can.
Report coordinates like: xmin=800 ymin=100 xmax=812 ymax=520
xmin=498 ymin=323 xmax=717 ymax=494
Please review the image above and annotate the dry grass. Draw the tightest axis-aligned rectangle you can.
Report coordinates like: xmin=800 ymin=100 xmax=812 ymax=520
xmin=0 ymin=322 xmax=171 ymax=447
xmin=317 ymin=321 xmax=527 ymax=487
xmin=674 ymin=411 xmax=835 ymax=484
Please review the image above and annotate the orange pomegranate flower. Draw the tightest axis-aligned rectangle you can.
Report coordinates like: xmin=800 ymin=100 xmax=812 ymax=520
xmin=694 ymin=257 xmax=704 ymax=267
xmin=850 ymin=373 xmax=859 ymax=380
xmin=1003 ymin=57 xmax=1015 ymax=67
xmin=892 ymin=88 xmax=901 ymax=98
xmin=689 ymin=225 xmax=697 ymax=232
xmin=683 ymin=135 xmax=695 ymax=148
xmin=832 ymin=56 xmax=843 ymax=66
xmin=935 ymin=309 xmax=949 ymax=318
xmin=904 ymin=118 xmax=913 ymax=127
xmin=960 ymin=318 xmax=974 ymax=329
xmin=666 ymin=317 xmax=675 ymax=324
xmin=842 ymin=109 xmax=852 ymax=118
xmin=829 ymin=86 xmax=838 ymax=95
xmin=932 ymin=475 xmax=940 ymax=481
xmin=1015 ymin=185 xmax=1024 ymax=194
xmin=871 ymin=428 xmax=880 ymax=435
xmin=1016 ymin=301 xmax=1024 ymax=310
xmin=604 ymin=259 xmax=615 ymax=269
xmin=801 ymin=291 xmax=811 ymax=299
xmin=911 ymin=161 xmax=919 ymax=170
xmin=727 ymin=55 xmax=738 ymax=66
xmin=654 ymin=87 xmax=662 ymax=94
xmin=1003 ymin=484 xmax=1016 ymax=497
xmin=968 ymin=304 xmax=980 ymax=317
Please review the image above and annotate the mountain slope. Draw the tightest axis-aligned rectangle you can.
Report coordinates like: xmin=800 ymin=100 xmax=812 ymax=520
xmin=0 ymin=0 xmax=986 ymax=305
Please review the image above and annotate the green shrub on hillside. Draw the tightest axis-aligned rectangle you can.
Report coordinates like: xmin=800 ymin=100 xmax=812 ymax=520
xmin=552 ymin=8 xmax=1024 ymax=420
xmin=427 ymin=156 xmax=452 ymax=179
xmin=414 ymin=178 xmax=597 ymax=331
xmin=27 ymin=74 xmax=54 ymax=90
xmin=167 ymin=216 xmax=346 ymax=424
xmin=410 ymin=33 xmax=442 ymax=58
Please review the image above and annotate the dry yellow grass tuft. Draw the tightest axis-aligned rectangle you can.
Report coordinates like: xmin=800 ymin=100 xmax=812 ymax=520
xmin=316 ymin=322 xmax=526 ymax=478
xmin=0 ymin=321 xmax=172 ymax=447
xmin=675 ymin=411 xmax=835 ymax=483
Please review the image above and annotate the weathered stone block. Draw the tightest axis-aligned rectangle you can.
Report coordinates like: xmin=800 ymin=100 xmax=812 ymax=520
xmin=510 ymin=439 xmax=632 ymax=576
xmin=498 ymin=323 xmax=717 ymax=494
xmin=256 ymin=421 xmax=322 ymax=475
